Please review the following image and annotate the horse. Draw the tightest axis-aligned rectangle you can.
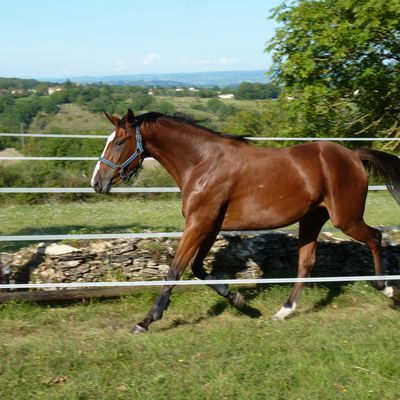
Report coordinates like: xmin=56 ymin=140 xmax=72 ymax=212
xmin=91 ymin=109 xmax=400 ymax=333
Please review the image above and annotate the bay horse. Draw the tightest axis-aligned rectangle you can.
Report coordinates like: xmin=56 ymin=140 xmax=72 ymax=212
xmin=91 ymin=109 xmax=400 ymax=333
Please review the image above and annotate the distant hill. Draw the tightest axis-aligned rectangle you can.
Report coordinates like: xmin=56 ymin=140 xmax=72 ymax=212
xmin=60 ymin=70 xmax=269 ymax=87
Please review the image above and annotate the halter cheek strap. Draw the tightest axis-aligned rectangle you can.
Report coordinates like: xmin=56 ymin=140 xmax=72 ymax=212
xmin=98 ymin=125 xmax=144 ymax=183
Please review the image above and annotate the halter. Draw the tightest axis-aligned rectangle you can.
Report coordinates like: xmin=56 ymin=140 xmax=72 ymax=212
xmin=98 ymin=125 xmax=144 ymax=183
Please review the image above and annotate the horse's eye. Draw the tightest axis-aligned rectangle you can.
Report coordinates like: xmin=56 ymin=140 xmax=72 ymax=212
xmin=115 ymin=139 xmax=124 ymax=146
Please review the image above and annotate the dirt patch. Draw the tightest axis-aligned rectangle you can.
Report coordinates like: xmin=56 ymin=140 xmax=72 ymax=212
xmin=0 ymin=148 xmax=23 ymax=163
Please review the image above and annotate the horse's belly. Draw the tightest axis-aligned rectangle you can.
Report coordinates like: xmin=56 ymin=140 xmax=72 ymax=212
xmin=222 ymin=193 xmax=314 ymax=230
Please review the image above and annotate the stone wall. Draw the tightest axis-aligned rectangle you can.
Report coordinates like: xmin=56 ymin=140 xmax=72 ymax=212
xmin=1 ymin=229 xmax=399 ymax=287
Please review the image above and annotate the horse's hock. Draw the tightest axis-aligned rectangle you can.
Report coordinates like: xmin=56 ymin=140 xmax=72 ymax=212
xmin=1 ymin=229 xmax=399 ymax=288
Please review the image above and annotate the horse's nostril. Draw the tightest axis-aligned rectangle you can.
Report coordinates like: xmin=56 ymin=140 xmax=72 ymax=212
xmin=93 ymin=181 xmax=102 ymax=192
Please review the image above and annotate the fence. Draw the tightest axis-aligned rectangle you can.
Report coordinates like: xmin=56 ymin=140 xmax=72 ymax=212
xmin=1 ymin=132 xmax=399 ymax=290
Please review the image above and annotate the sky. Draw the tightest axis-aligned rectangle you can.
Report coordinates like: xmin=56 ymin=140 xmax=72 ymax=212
xmin=0 ymin=0 xmax=282 ymax=79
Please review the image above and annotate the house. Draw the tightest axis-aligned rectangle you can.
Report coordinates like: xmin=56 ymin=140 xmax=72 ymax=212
xmin=218 ymin=93 xmax=235 ymax=99
xmin=48 ymin=87 xmax=62 ymax=95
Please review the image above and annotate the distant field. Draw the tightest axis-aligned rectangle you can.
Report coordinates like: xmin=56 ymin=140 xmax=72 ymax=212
xmin=28 ymin=97 xmax=268 ymax=134
xmin=30 ymin=103 xmax=110 ymax=133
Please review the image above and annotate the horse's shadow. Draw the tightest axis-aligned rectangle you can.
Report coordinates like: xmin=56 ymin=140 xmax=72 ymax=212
xmin=199 ymin=231 xmax=400 ymax=318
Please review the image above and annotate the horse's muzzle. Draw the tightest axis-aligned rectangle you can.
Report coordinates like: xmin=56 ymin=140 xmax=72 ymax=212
xmin=92 ymin=180 xmax=112 ymax=194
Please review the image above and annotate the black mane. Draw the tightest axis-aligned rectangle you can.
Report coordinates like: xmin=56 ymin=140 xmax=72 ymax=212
xmin=135 ymin=111 xmax=248 ymax=142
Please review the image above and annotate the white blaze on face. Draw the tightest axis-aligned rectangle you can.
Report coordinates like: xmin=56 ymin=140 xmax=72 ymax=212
xmin=91 ymin=130 xmax=116 ymax=187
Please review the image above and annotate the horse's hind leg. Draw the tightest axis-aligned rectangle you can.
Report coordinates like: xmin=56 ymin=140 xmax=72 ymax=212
xmin=191 ymin=231 xmax=244 ymax=308
xmin=273 ymin=207 xmax=329 ymax=320
xmin=340 ymin=221 xmax=398 ymax=300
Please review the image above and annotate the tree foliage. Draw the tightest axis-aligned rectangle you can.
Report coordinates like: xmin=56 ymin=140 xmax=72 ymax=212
xmin=0 ymin=77 xmax=291 ymax=201
xmin=267 ymin=0 xmax=400 ymax=148
xmin=235 ymin=82 xmax=280 ymax=100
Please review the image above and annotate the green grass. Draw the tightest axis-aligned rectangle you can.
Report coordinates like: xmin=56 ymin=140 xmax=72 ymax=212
xmin=30 ymin=104 xmax=111 ymax=134
xmin=0 ymin=197 xmax=184 ymax=236
xmin=0 ymin=196 xmax=184 ymax=251
xmin=0 ymin=283 xmax=399 ymax=399
xmin=28 ymin=97 xmax=267 ymax=135
xmin=0 ymin=191 xmax=398 ymax=238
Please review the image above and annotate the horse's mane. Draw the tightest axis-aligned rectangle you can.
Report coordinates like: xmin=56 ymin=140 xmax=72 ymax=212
xmin=135 ymin=111 xmax=248 ymax=142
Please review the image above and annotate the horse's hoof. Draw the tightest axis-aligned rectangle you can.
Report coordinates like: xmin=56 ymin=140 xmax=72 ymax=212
xmin=381 ymin=285 xmax=396 ymax=299
xmin=228 ymin=291 xmax=244 ymax=309
xmin=272 ymin=302 xmax=297 ymax=321
xmin=131 ymin=324 xmax=147 ymax=334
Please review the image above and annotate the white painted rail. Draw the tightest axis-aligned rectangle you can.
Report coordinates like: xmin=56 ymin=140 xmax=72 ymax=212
xmin=0 ymin=186 xmax=385 ymax=193
xmin=1 ymin=275 xmax=400 ymax=290
xmin=1 ymin=132 xmax=399 ymax=141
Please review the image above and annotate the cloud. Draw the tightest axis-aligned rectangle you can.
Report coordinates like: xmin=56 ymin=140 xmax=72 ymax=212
xmin=217 ymin=57 xmax=236 ymax=65
xmin=143 ymin=53 xmax=162 ymax=65
xmin=180 ymin=57 xmax=236 ymax=67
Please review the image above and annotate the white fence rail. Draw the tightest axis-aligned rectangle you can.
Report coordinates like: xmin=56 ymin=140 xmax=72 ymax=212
xmin=0 ymin=132 xmax=108 ymax=139
xmin=2 ymin=275 xmax=400 ymax=290
xmin=0 ymin=156 xmax=98 ymax=161
xmin=0 ymin=186 xmax=386 ymax=193
xmin=0 ymin=187 xmax=181 ymax=193
xmin=0 ymin=231 xmax=184 ymax=241
xmin=1 ymin=132 xmax=400 ymax=141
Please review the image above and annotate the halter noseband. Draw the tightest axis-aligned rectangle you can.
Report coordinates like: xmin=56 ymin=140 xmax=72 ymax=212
xmin=98 ymin=125 xmax=144 ymax=183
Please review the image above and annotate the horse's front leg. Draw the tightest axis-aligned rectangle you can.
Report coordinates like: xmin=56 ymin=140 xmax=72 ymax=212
xmin=132 ymin=218 xmax=215 ymax=333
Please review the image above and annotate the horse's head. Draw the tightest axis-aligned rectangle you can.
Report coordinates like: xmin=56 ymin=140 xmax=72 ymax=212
xmin=91 ymin=109 xmax=144 ymax=193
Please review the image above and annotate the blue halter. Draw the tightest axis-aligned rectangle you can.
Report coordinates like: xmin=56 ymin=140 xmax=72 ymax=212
xmin=98 ymin=125 xmax=144 ymax=183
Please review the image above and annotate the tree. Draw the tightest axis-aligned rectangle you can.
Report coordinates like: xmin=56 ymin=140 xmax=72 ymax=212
xmin=235 ymin=82 xmax=280 ymax=100
xmin=154 ymin=100 xmax=176 ymax=114
xmin=127 ymin=94 xmax=154 ymax=111
xmin=267 ymin=0 xmax=400 ymax=149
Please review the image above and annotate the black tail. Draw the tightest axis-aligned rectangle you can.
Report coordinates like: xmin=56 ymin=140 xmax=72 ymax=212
xmin=355 ymin=148 xmax=400 ymax=204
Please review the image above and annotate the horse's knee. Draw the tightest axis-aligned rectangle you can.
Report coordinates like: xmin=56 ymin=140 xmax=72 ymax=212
xmin=167 ymin=267 xmax=180 ymax=281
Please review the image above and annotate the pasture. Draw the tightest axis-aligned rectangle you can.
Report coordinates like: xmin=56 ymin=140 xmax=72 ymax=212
xmin=0 ymin=191 xmax=398 ymax=251
xmin=0 ymin=190 xmax=399 ymax=399
xmin=1 ymin=283 xmax=399 ymax=399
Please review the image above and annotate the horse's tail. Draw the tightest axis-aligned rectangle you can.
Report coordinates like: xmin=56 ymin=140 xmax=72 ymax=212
xmin=355 ymin=148 xmax=400 ymax=204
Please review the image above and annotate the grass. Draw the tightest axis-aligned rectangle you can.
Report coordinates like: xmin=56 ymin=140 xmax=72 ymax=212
xmin=28 ymin=97 xmax=267 ymax=135
xmin=30 ymin=104 xmax=110 ymax=133
xmin=0 ymin=197 xmax=184 ymax=236
xmin=0 ymin=283 xmax=399 ymax=399
xmin=0 ymin=191 xmax=398 ymax=238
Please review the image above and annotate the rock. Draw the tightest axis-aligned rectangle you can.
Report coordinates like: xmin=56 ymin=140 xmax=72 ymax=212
xmin=158 ymin=265 xmax=170 ymax=274
xmin=75 ymin=265 xmax=91 ymax=275
xmin=2 ymin=230 xmax=399 ymax=289
xmin=60 ymin=260 xmax=81 ymax=269
xmin=41 ymin=243 xmax=80 ymax=256
xmin=115 ymin=243 xmax=136 ymax=254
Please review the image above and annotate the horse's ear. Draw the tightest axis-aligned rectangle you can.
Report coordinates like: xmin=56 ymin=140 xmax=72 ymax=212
xmin=104 ymin=111 xmax=120 ymax=126
xmin=126 ymin=109 xmax=135 ymax=125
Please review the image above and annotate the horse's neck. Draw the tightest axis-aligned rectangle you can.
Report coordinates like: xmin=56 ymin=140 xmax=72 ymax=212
xmin=142 ymin=120 xmax=213 ymax=188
